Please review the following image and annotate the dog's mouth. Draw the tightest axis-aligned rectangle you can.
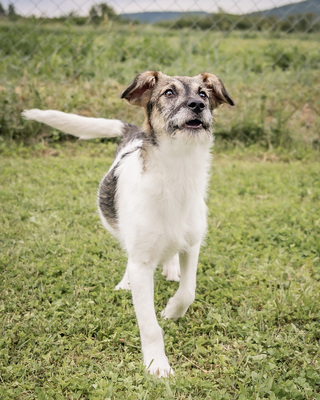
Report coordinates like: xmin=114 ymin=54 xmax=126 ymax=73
xmin=183 ymin=119 xmax=203 ymax=129
xmin=170 ymin=114 xmax=212 ymax=135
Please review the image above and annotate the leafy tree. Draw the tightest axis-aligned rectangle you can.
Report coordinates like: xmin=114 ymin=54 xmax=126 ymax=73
xmin=7 ymin=2 xmax=19 ymax=20
xmin=99 ymin=3 xmax=117 ymax=19
xmin=8 ymin=2 xmax=16 ymax=17
xmin=0 ymin=2 xmax=6 ymax=16
xmin=89 ymin=2 xmax=117 ymax=24
xmin=89 ymin=5 xmax=99 ymax=23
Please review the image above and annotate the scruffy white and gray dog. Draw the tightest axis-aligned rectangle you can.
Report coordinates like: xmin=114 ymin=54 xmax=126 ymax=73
xmin=23 ymin=71 xmax=234 ymax=377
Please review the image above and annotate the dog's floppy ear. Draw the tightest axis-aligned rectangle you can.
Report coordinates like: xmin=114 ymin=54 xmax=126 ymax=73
xmin=201 ymin=73 xmax=234 ymax=107
xmin=121 ymin=71 xmax=160 ymax=107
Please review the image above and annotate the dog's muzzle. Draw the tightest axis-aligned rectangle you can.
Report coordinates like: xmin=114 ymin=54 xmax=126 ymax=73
xmin=182 ymin=99 xmax=206 ymax=129
xmin=168 ymin=99 xmax=213 ymax=134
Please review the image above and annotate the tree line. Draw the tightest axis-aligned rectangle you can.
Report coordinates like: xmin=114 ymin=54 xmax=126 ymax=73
xmin=157 ymin=12 xmax=320 ymax=33
xmin=0 ymin=2 xmax=119 ymax=24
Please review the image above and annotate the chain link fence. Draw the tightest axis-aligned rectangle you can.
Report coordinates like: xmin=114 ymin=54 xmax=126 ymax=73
xmin=0 ymin=1 xmax=319 ymax=147
xmin=1 ymin=1 xmax=320 ymax=78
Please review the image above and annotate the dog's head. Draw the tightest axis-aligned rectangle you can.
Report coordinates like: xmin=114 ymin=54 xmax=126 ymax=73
xmin=121 ymin=71 xmax=234 ymax=141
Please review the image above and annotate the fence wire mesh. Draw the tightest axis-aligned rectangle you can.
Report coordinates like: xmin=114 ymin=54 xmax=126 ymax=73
xmin=1 ymin=1 xmax=320 ymax=78
xmin=0 ymin=1 xmax=319 ymax=146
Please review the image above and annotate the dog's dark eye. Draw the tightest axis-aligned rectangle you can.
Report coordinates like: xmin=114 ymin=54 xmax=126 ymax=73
xmin=164 ymin=89 xmax=174 ymax=98
xmin=199 ymin=91 xmax=207 ymax=99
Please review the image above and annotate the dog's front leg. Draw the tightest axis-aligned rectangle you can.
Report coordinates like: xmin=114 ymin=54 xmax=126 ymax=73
xmin=161 ymin=242 xmax=200 ymax=320
xmin=127 ymin=259 xmax=173 ymax=377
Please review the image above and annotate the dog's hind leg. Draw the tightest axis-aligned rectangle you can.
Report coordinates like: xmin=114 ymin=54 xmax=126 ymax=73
xmin=161 ymin=242 xmax=200 ymax=320
xmin=162 ymin=254 xmax=180 ymax=282
xmin=127 ymin=258 xmax=173 ymax=377
xmin=115 ymin=266 xmax=130 ymax=291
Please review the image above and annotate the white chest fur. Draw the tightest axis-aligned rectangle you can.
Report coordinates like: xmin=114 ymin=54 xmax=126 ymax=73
xmin=115 ymin=136 xmax=212 ymax=264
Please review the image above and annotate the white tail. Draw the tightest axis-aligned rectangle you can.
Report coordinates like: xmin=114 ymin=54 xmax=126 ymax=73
xmin=22 ymin=109 xmax=124 ymax=140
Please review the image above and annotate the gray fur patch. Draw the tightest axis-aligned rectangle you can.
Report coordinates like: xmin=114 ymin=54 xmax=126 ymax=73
xmin=98 ymin=167 xmax=118 ymax=229
xmin=98 ymin=123 xmax=154 ymax=229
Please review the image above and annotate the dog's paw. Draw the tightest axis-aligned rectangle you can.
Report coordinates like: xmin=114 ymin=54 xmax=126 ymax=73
xmin=115 ymin=278 xmax=131 ymax=291
xmin=161 ymin=297 xmax=188 ymax=320
xmin=161 ymin=269 xmax=180 ymax=282
xmin=146 ymin=358 xmax=174 ymax=378
xmin=162 ymin=255 xmax=180 ymax=282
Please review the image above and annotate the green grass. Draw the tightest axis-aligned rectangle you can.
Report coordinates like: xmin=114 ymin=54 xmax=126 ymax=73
xmin=1 ymin=143 xmax=319 ymax=399
xmin=0 ymin=20 xmax=320 ymax=149
xmin=0 ymin=16 xmax=320 ymax=399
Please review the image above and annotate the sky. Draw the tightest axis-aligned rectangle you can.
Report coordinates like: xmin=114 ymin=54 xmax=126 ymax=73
xmin=2 ymin=0 xmax=303 ymax=17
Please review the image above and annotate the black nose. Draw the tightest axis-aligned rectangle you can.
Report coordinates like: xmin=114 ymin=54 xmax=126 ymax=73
xmin=187 ymin=99 xmax=205 ymax=114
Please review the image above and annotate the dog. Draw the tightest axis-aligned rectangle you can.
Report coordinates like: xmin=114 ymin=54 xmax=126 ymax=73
xmin=22 ymin=71 xmax=234 ymax=377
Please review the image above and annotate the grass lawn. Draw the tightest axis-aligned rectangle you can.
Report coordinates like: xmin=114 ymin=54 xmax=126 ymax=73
xmin=0 ymin=143 xmax=319 ymax=399
xmin=1 ymin=14 xmax=319 ymax=399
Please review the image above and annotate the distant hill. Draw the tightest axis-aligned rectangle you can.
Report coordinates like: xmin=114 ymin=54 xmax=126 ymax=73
xmin=120 ymin=1 xmax=320 ymax=24
xmin=251 ymin=0 xmax=320 ymax=18
xmin=120 ymin=11 xmax=208 ymax=24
